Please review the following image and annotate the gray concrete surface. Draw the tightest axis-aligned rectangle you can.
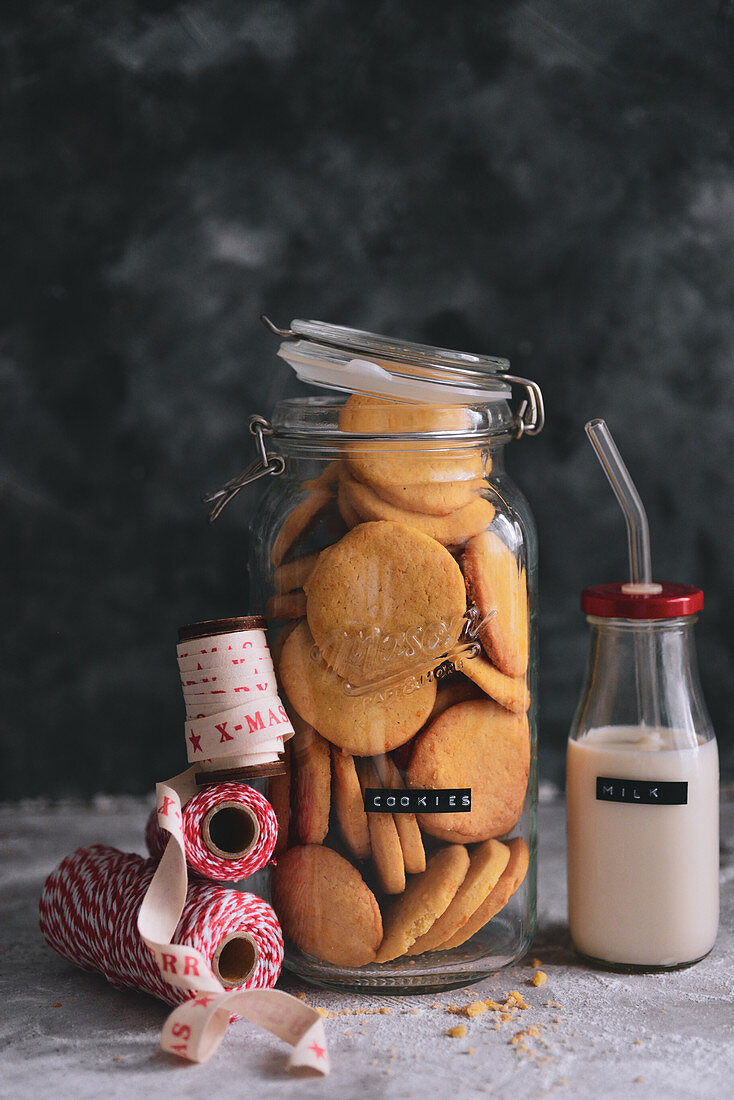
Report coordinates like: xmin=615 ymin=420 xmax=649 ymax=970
xmin=1 ymin=793 xmax=732 ymax=1099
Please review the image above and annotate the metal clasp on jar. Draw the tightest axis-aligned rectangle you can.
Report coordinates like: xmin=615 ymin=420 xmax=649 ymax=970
xmin=202 ymin=415 xmax=285 ymax=522
xmin=502 ymin=375 xmax=545 ymax=438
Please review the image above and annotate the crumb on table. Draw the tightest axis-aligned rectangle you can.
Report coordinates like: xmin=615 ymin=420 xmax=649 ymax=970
xmin=447 ymin=1025 xmax=468 ymax=1038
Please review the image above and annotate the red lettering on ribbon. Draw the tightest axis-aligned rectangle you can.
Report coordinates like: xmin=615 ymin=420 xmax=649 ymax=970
xmin=268 ymin=709 xmax=281 ymax=726
xmin=183 ymin=956 xmax=200 ymax=976
xmin=188 ymin=730 xmax=202 ymax=754
xmin=158 ymin=796 xmax=176 ymax=817
xmin=309 ymin=1041 xmax=326 ymax=1060
xmin=216 ymin=722 xmax=234 ymax=743
xmin=246 ymin=712 xmax=265 ymax=733
xmin=161 ymin=954 xmax=178 ymax=974
xmin=257 ymin=682 xmax=268 ymax=692
xmin=277 ymin=704 xmax=289 ymax=722
xmin=172 ymin=1023 xmax=191 ymax=1039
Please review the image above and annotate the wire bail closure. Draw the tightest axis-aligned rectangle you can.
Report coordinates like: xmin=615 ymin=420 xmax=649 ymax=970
xmin=502 ymin=374 xmax=545 ymax=438
xmin=202 ymin=415 xmax=285 ymax=523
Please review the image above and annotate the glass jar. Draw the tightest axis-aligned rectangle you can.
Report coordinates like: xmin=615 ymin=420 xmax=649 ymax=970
xmin=210 ymin=321 xmax=543 ymax=993
xmin=567 ymin=584 xmax=719 ymax=970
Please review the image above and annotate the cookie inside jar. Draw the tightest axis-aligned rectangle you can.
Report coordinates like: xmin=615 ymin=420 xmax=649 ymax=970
xmin=257 ymin=392 xmax=536 ymax=992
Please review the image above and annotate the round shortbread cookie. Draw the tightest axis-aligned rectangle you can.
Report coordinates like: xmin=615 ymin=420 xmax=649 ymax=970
xmin=373 ymin=755 xmax=426 ymax=875
xmin=292 ymin=718 xmax=331 ymax=845
xmin=337 ymin=482 xmax=363 ymax=530
xmin=339 ymin=395 xmax=487 ymax=510
xmin=331 ymin=748 xmax=371 ymax=861
xmin=374 ymin=845 xmax=470 ymax=963
xmin=462 ymin=530 xmax=529 ymax=677
xmin=278 ymin=621 xmax=436 ymax=755
xmin=357 ymin=758 xmax=406 ymax=895
xmin=407 ymin=699 xmax=530 ymax=843
xmin=339 ymin=468 xmax=495 ymax=548
xmin=460 ymin=651 xmax=530 ymax=714
xmin=274 ymin=551 xmax=320 ymax=594
xmin=407 ymin=838 xmax=511 ymax=954
xmin=426 ymin=675 xmax=484 ymax=724
xmin=439 ymin=837 xmax=530 ymax=950
xmin=366 ymin=475 xmax=489 ymax=517
xmin=271 ymin=844 xmax=383 ymax=967
xmin=270 ymin=462 xmax=341 ymax=568
xmin=304 ymin=520 xmax=468 ymax=685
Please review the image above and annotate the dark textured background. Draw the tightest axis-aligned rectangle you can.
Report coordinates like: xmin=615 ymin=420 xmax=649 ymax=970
xmin=3 ymin=1 xmax=734 ymax=798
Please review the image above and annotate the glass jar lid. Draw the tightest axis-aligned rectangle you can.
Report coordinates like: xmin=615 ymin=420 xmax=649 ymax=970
xmin=263 ymin=316 xmax=518 ymax=405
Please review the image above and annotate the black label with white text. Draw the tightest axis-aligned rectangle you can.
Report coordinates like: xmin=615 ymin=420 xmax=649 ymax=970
xmin=363 ymin=788 xmax=471 ymax=813
xmin=596 ymin=777 xmax=688 ymax=805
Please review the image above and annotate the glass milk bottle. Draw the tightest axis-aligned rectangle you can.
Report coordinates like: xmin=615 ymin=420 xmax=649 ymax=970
xmin=566 ymin=419 xmax=719 ymax=971
xmin=567 ymin=585 xmax=719 ymax=969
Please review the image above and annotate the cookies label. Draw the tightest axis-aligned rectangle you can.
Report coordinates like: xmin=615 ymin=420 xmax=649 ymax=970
xmin=363 ymin=788 xmax=471 ymax=813
xmin=596 ymin=777 xmax=688 ymax=805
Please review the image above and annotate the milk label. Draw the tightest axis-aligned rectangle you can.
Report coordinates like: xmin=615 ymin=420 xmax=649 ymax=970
xmin=596 ymin=777 xmax=688 ymax=805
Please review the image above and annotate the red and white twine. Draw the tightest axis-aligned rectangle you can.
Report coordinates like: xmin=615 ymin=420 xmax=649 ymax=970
xmin=39 ymin=844 xmax=283 ymax=1007
xmin=145 ymin=782 xmax=278 ymax=882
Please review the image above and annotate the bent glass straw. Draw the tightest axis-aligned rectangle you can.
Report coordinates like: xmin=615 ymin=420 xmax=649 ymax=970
xmin=585 ymin=418 xmax=653 ymax=587
xmin=585 ymin=417 xmax=661 ymax=730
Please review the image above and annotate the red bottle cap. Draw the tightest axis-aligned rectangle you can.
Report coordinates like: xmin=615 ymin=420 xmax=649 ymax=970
xmin=581 ymin=582 xmax=703 ymax=620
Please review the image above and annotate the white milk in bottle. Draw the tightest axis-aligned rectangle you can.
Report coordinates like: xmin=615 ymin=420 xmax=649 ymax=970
xmin=567 ymin=725 xmax=719 ymax=967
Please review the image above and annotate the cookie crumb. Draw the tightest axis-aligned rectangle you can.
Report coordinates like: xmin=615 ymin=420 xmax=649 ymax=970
xmin=508 ymin=991 xmax=529 ymax=1009
xmin=462 ymin=1001 xmax=488 ymax=1018
xmin=531 ymin=957 xmax=543 ymax=968
xmin=52 ymin=1002 xmax=62 ymax=1008
xmin=633 ymin=1038 xmax=642 ymax=1045
xmin=512 ymin=1026 xmax=540 ymax=1044
xmin=380 ymin=1007 xmax=391 ymax=1014
xmin=315 ymin=1007 xmax=328 ymax=1017
xmin=295 ymin=991 xmax=307 ymax=1001
xmin=531 ymin=971 xmax=548 ymax=987
xmin=466 ymin=1047 xmax=475 ymax=1055
xmin=446 ymin=1025 xmax=468 ymax=1038
xmin=635 ymin=1077 xmax=644 ymax=1084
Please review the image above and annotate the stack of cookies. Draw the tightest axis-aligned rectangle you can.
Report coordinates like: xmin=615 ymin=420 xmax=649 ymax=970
xmin=266 ymin=395 xmax=531 ymax=969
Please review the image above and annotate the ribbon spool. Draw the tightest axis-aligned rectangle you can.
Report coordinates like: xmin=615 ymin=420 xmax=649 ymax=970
xmin=39 ymin=845 xmax=283 ymax=1005
xmin=177 ymin=616 xmax=292 ymax=785
xmin=145 ymin=783 xmax=278 ymax=882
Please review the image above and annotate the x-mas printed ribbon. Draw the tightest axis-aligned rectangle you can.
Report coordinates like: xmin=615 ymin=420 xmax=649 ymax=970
xmin=185 ymin=699 xmax=293 ymax=762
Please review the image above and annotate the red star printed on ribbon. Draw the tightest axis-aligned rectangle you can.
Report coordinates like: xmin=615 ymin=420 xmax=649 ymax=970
xmin=309 ymin=1041 xmax=326 ymax=1060
xmin=188 ymin=729 xmax=202 ymax=754
xmin=193 ymin=995 xmax=216 ymax=1008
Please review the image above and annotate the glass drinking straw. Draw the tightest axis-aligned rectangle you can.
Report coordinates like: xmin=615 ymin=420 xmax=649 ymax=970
xmin=585 ymin=419 xmax=661 ymax=729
